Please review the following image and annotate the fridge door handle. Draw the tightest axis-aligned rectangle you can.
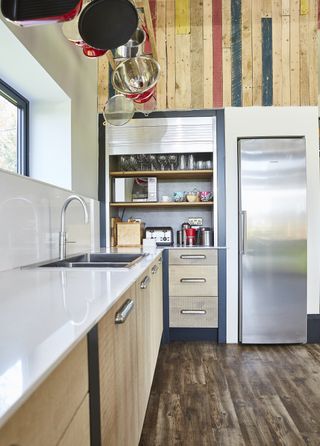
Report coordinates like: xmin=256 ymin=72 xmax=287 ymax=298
xmin=240 ymin=210 xmax=247 ymax=254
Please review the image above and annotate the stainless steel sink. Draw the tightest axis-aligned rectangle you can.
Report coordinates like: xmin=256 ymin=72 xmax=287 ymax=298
xmin=39 ymin=253 xmax=145 ymax=268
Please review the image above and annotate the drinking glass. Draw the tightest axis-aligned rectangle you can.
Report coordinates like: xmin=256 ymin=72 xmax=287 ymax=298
xmin=149 ymin=154 xmax=158 ymax=171
xmin=196 ymin=160 xmax=204 ymax=170
xmin=128 ymin=155 xmax=138 ymax=171
xmin=120 ymin=155 xmax=127 ymax=171
xmin=169 ymin=154 xmax=178 ymax=170
xmin=188 ymin=154 xmax=195 ymax=170
xmin=179 ymin=154 xmax=187 ymax=170
xmin=137 ymin=154 xmax=148 ymax=170
xmin=158 ymin=155 xmax=167 ymax=171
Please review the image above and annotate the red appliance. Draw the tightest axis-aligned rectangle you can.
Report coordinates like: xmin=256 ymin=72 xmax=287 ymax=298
xmin=1 ymin=0 xmax=83 ymax=26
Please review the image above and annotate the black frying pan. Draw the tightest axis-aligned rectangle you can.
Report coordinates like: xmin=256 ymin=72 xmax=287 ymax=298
xmin=78 ymin=0 xmax=138 ymax=50
xmin=1 ymin=0 xmax=82 ymax=26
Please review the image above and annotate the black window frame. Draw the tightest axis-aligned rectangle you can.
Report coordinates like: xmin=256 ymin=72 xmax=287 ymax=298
xmin=0 ymin=78 xmax=29 ymax=176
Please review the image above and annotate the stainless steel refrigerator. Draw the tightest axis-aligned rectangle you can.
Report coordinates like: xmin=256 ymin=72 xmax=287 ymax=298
xmin=238 ymin=138 xmax=307 ymax=344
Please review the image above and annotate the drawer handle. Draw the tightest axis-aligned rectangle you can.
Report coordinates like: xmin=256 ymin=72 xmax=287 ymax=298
xmin=151 ymin=265 xmax=159 ymax=275
xmin=180 ymin=255 xmax=206 ymax=260
xmin=181 ymin=309 xmax=207 ymax=315
xmin=115 ymin=299 xmax=134 ymax=324
xmin=140 ymin=275 xmax=151 ymax=289
xmin=180 ymin=278 xmax=206 ymax=283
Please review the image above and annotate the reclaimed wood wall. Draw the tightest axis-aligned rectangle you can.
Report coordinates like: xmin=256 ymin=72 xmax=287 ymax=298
xmin=98 ymin=0 xmax=318 ymax=112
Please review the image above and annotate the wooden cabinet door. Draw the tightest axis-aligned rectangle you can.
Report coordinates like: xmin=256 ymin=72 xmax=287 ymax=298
xmin=136 ymin=269 xmax=152 ymax=435
xmin=0 ymin=338 xmax=88 ymax=446
xmin=98 ymin=285 xmax=139 ymax=446
xmin=150 ymin=256 xmax=163 ymax=377
xmin=57 ymin=395 xmax=90 ymax=446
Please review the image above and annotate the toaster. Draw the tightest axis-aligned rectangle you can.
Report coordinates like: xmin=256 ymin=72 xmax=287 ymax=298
xmin=145 ymin=227 xmax=173 ymax=246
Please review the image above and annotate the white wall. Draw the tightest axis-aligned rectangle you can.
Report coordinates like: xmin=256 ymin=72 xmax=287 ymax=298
xmin=0 ymin=169 xmax=100 ymax=271
xmin=0 ymin=16 xmax=98 ymax=198
xmin=224 ymin=107 xmax=320 ymax=343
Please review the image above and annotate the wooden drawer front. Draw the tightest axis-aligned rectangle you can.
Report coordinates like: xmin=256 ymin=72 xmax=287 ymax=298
xmin=0 ymin=338 xmax=88 ymax=446
xmin=169 ymin=265 xmax=217 ymax=296
xmin=169 ymin=249 xmax=217 ymax=266
xmin=58 ymin=395 xmax=90 ymax=446
xmin=169 ymin=296 xmax=218 ymax=328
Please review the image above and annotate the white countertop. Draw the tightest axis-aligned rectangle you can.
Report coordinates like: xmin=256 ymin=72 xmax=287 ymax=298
xmin=0 ymin=248 xmax=162 ymax=429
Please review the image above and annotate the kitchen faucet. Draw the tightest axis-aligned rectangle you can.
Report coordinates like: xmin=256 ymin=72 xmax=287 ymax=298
xmin=59 ymin=195 xmax=89 ymax=259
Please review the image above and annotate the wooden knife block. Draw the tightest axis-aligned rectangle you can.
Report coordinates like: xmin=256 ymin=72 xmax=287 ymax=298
xmin=116 ymin=222 xmax=144 ymax=247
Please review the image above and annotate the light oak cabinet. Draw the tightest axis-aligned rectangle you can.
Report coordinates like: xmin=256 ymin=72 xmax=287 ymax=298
xmin=98 ymin=284 xmax=139 ymax=446
xmin=169 ymin=249 xmax=218 ymax=328
xmin=136 ymin=269 xmax=153 ymax=434
xmin=57 ymin=395 xmax=90 ymax=446
xmin=150 ymin=256 xmax=163 ymax=373
xmin=0 ymin=338 xmax=90 ymax=446
xmin=99 ymin=254 xmax=163 ymax=446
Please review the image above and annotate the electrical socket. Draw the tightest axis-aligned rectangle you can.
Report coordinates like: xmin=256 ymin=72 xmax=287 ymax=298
xmin=188 ymin=217 xmax=203 ymax=226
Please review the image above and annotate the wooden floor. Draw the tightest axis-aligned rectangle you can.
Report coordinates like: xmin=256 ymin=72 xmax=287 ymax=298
xmin=139 ymin=342 xmax=320 ymax=446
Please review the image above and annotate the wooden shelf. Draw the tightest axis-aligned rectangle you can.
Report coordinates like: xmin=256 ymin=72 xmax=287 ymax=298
xmin=109 ymin=169 xmax=213 ymax=179
xmin=110 ymin=201 xmax=214 ymax=208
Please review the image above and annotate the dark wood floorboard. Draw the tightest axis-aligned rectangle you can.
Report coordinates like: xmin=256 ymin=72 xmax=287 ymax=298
xmin=139 ymin=342 xmax=320 ymax=446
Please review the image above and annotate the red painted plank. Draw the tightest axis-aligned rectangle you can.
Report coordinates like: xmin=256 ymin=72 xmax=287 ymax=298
xmin=144 ymin=0 xmax=157 ymax=111
xmin=212 ymin=0 xmax=223 ymax=107
xmin=144 ymin=0 xmax=157 ymax=54
xmin=318 ymin=0 xmax=320 ymax=28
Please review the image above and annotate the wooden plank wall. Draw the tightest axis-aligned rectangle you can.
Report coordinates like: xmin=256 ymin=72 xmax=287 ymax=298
xmin=98 ymin=0 xmax=318 ymax=112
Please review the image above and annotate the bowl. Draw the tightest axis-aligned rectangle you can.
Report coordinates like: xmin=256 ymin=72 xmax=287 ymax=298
xmin=199 ymin=191 xmax=213 ymax=202
xmin=172 ymin=192 xmax=186 ymax=202
xmin=186 ymin=189 xmax=200 ymax=202
xmin=186 ymin=193 xmax=199 ymax=203
xmin=112 ymin=56 xmax=161 ymax=95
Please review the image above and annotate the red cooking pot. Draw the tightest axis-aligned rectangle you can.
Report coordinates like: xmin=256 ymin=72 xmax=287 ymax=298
xmin=62 ymin=1 xmax=106 ymax=58
xmin=126 ymin=87 xmax=155 ymax=104
xmin=1 ymin=0 xmax=83 ymax=26
xmin=82 ymin=45 xmax=107 ymax=58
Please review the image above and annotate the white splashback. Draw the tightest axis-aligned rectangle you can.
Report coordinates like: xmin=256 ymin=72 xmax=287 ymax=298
xmin=0 ymin=170 xmax=100 ymax=271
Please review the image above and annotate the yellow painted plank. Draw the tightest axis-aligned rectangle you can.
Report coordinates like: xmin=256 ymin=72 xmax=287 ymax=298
xmin=190 ymin=0 xmax=204 ymax=108
xmin=308 ymin=0 xmax=318 ymax=104
xmin=290 ymin=0 xmax=300 ymax=105
xmin=261 ymin=0 xmax=272 ymax=17
xmin=242 ymin=0 xmax=253 ymax=106
xmin=175 ymin=0 xmax=190 ymax=35
xmin=203 ymin=0 xmax=213 ymax=108
xmin=281 ymin=14 xmax=291 ymax=105
xmin=222 ymin=0 xmax=231 ymax=106
xmin=98 ymin=55 xmax=109 ymax=113
xmin=300 ymin=0 xmax=309 ymax=15
xmin=252 ymin=0 xmax=262 ymax=105
xmin=166 ymin=0 xmax=176 ymax=109
xmin=299 ymin=9 xmax=310 ymax=104
xmin=272 ymin=0 xmax=282 ymax=105
xmin=156 ymin=0 xmax=167 ymax=110
xmin=175 ymin=34 xmax=191 ymax=109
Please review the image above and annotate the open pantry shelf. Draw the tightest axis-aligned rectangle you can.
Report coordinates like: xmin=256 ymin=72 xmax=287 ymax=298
xmin=109 ymin=169 xmax=213 ymax=179
xmin=110 ymin=201 xmax=214 ymax=208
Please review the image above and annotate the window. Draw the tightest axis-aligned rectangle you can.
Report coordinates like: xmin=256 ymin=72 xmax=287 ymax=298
xmin=0 ymin=79 xmax=29 ymax=175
